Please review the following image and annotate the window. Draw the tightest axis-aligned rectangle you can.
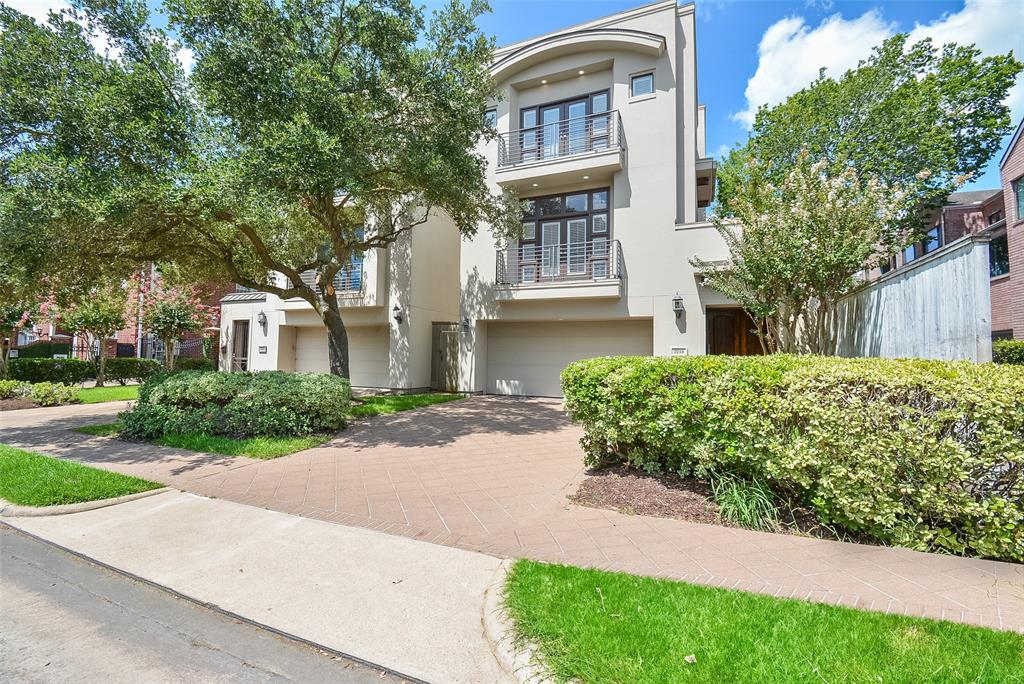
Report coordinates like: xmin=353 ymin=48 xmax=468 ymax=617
xmin=516 ymin=90 xmax=610 ymax=162
xmin=990 ymin=232 xmax=1010 ymax=277
xmin=630 ymin=72 xmax=654 ymax=98
xmin=1015 ymin=177 xmax=1024 ymax=220
xmin=483 ymin=109 xmax=497 ymax=129
xmin=921 ymin=225 xmax=941 ymax=255
xmin=515 ymin=188 xmax=612 ymax=282
xmin=902 ymin=244 xmax=917 ymax=265
xmin=989 ymin=210 xmax=1004 ymax=225
xmin=992 ymin=329 xmax=1014 ymax=341
xmin=880 ymin=256 xmax=896 ymax=275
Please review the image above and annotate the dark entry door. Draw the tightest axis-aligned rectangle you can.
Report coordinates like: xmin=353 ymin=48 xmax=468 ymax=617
xmin=430 ymin=322 xmax=459 ymax=392
xmin=231 ymin=320 xmax=250 ymax=371
xmin=706 ymin=309 xmax=764 ymax=356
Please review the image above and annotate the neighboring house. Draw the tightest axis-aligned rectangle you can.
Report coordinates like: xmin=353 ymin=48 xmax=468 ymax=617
xmin=219 ymin=0 xmax=753 ymax=396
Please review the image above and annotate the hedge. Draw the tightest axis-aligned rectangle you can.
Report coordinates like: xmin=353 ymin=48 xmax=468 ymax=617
xmin=105 ymin=358 xmax=163 ymax=385
xmin=993 ymin=339 xmax=1024 ymax=365
xmin=121 ymin=371 xmax=351 ymax=439
xmin=13 ymin=341 xmax=71 ymax=358
xmin=173 ymin=357 xmax=216 ymax=372
xmin=562 ymin=355 xmax=1024 ymax=561
xmin=8 ymin=358 xmax=95 ymax=385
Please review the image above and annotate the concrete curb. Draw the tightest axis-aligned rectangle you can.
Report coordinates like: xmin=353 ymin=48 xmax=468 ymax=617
xmin=482 ymin=559 xmax=556 ymax=684
xmin=0 ymin=487 xmax=170 ymax=517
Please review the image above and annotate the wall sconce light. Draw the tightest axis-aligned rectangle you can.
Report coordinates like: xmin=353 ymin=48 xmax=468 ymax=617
xmin=392 ymin=304 xmax=403 ymax=324
xmin=672 ymin=294 xmax=685 ymax=319
xmin=461 ymin=317 xmax=471 ymax=333
xmin=257 ymin=310 xmax=268 ymax=331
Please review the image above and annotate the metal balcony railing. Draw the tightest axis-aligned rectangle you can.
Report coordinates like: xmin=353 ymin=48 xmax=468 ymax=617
xmin=297 ymin=264 xmax=363 ymax=293
xmin=497 ymin=111 xmax=623 ymax=168
xmin=496 ymin=239 xmax=623 ymax=285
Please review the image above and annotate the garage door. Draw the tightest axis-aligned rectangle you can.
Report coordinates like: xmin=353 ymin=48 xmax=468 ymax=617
xmin=486 ymin=320 xmax=653 ymax=397
xmin=294 ymin=325 xmax=389 ymax=388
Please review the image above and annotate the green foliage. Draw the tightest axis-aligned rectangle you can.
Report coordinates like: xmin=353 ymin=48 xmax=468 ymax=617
xmin=562 ymin=355 xmax=1024 ymax=561
xmin=173 ymin=356 xmax=215 ymax=372
xmin=120 ymin=371 xmax=352 ymax=438
xmin=993 ymin=339 xmax=1024 ymax=365
xmin=0 ymin=443 xmax=160 ymax=506
xmin=56 ymin=281 xmax=130 ymax=385
xmin=0 ymin=0 xmax=521 ymax=379
xmin=710 ymin=474 xmax=779 ymax=532
xmin=0 ymin=379 xmax=30 ymax=399
xmin=349 ymin=393 xmax=465 ymax=417
xmin=13 ymin=342 xmax=72 ymax=358
xmin=27 ymin=382 xmax=81 ymax=406
xmin=504 ymin=560 xmax=1024 ymax=684
xmin=9 ymin=358 xmax=95 ymax=384
xmin=718 ymin=35 xmax=1023 ymax=224
xmin=104 ymin=357 xmax=163 ymax=385
xmin=77 ymin=385 xmax=140 ymax=403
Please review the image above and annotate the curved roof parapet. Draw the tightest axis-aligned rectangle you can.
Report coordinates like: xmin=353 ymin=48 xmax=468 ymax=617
xmin=491 ymin=28 xmax=666 ymax=83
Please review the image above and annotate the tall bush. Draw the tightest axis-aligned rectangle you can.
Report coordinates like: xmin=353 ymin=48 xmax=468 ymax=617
xmin=9 ymin=358 xmax=94 ymax=384
xmin=562 ymin=355 xmax=1024 ymax=561
xmin=993 ymin=339 xmax=1024 ymax=365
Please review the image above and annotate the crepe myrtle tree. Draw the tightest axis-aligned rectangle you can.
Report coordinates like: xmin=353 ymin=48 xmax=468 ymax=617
xmin=131 ymin=274 xmax=218 ymax=370
xmin=0 ymin=0 xmax=521 ymax=380
xmin=56 ymin=281 xmax=130 ymax=386
xmin=693 ymin=151 xmax=930 ymax=355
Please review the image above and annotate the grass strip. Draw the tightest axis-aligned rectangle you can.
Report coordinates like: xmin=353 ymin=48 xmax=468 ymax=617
xmin=350 ymin=392 xmax=464 ymax=418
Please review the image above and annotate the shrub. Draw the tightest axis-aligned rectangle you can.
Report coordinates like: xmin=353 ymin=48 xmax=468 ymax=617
xmin=993 ymin=339 xmax=1024 ymax=365
xmin=13 ymin=341 xmax=71 ymax=358
xmin=9 ymin=357 xmax=95 ymax=384
xmin=104 ymin=358 xmax=163 ymax=385
xmin=0 ymin=379 xmax=30 ymax=400
xmin=28 ymin=382 xmax=80 ymax=407
xmin=120 ymin=371 xmax=351 ymax=439
xmin=711 ymin=474 xmax=779 ymax=532
xmin=562 ymin=355 xmax=1024 ymax=561
xmin=173 ymin=357 xmax=216 ymax=372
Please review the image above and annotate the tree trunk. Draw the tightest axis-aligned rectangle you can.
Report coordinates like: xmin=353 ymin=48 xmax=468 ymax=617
xmin=95 ymin=338 xmax=106 ymax=387
xmin=322 ymin=302 xmax=351 ymax=380
xmin=163 ymin=338 xmax=175 ymax=370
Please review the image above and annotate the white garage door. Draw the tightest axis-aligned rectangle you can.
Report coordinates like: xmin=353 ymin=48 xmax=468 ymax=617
xmin=486 ymin=320 xmax=653 ymax=397
xmin=294 ymin=325 xmax=389 ymax=388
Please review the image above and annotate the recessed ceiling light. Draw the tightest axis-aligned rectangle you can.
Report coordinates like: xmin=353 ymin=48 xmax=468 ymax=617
xmin=582 ymin=175 xmax=590 ymax=180
xmin=540 ymin=79 xmax=547 ymax=84
xmin=532 ymin=183 xmax=539 ymax=187
xmin=578 ymin=70 xmax=585 ymax=75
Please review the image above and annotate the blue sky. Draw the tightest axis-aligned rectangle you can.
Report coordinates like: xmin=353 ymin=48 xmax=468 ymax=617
xmin=470 ymin=0 xmax=1023 ymax=190
xmin=12 ymin=0 xmax=1022 ymax=188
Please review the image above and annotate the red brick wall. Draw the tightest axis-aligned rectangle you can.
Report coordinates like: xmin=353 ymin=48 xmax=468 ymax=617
xmin=1000 ymin=127 xmax=1024 ymax=340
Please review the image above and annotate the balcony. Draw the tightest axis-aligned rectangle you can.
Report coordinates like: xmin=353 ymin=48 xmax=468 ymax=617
xmin=296 ymin=265 xmax=364 ymax=295
xmin=495 ymin=111 xmax=624 ymax=190
xmin=495 ymin=239 xmax=623 ymax=300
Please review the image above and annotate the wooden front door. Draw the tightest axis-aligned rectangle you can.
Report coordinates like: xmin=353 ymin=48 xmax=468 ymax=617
xmin=706 ymin=308 xmax=764 ymax=356
xmin=430 ymin=322 xmax=459 ymax=392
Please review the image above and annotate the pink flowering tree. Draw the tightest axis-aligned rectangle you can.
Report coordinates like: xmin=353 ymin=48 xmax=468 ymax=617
xmin=134 ymin=276 xmax=218 ymax=371
xmin=58 ymin=282 xmax=130 ymax=386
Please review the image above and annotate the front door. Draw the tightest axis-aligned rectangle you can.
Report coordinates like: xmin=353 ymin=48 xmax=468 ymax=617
xmin=706 ymin=309 xmax=764 ymax=356
xmin=231 ymin=320 xmax=250 ymax=371
xmin=430 ymin=322 xmax=459 ymax=392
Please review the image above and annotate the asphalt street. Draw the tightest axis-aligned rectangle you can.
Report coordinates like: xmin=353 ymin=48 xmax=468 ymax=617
xmin=0 ymin=524 xmax=410 ymax=683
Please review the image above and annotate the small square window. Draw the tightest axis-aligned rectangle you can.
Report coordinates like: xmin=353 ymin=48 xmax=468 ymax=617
xmin=522 ymin=221 xmax=535 ymax=240
xmin=520 ymin=265 xmax=536 ymax=283
xmin=592 ymin=213 xmax=608 ymax=233
xmin=484 ymin=109 xmax=497 ymax=129
xmin=991 ymin=232 xmax=1009 ymax=277
xmin=566 ymin=193 xmax=588 ymax=213
xmin=631 ymin=72 xmax=654 ymax=98
xmin=537 ymin=196 xmax=562 ymax=216
xmin=922 ymin=226 xmax=941 ymax=255
xmin=592 ymin=190 xmax=608 ymax=211
xmin=522 ymin=199 xmax=535 ymax=217
xmin=903 ymin=244 xmax=917 ymax=264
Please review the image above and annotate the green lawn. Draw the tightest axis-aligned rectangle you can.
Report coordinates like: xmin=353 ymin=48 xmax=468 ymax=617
xmin=75 ymin=423 xmax=330 ymax=459
xmin=77 ymin=385 xmax=139 ymax=403
xmin=504 ymin=560 xmax=1024 ymax=684
xmin=349 ymin=392 xmax=464 ymax=417
xmin=0 ymin=443 xmax=160 ymax=507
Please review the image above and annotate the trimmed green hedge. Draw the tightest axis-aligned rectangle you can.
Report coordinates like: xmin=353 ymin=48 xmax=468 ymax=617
xmin=562 ymin=355 xmax=1024 ymax=561
xmin=13 ymin=341 xmax=71 ymax=358
xmin=121 ymin=371 xmax=351 ymax=439
xmin=993 ymin=339 xmax=1024 ymax=365
xmin=8 ymin=358 xmax=95 ymax=384
xmin=173 ymin=357 xmax=216 ymax=372
xmin=104 ymin=358 xmax=163 ymax=385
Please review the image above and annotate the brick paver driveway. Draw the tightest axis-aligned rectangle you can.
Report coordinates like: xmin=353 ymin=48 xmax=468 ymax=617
xmin=4 ymin=397 xmax=1023 ymax=632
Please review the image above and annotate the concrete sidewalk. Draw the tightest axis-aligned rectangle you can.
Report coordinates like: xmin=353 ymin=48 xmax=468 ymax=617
xmin=2 ymin=491 xmax=510 ymax=684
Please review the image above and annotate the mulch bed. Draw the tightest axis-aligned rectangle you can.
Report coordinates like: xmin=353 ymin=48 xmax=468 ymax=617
xmin=569 ymin=466 xmax=727 ymax=526
xmin=0 ymin=398 xmax=39 ymax=411
xmin=569 ymin=465 xmax=849 ymax=541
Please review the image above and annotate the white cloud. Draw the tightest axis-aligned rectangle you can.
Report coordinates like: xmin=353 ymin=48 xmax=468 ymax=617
xmin=714 ymin=143 xmax=731 ymax=161
xmin=733 ymin=0 xmax=1024 ymax=129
